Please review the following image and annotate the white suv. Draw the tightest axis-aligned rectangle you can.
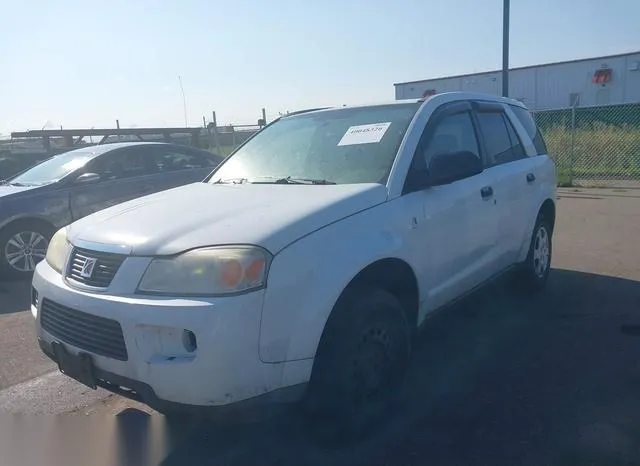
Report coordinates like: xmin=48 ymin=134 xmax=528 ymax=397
xmin=33 ymin=92 xmax=555 ymax=437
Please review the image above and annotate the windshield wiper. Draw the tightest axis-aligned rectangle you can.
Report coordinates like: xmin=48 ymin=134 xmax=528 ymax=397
xmin=212 ymin=178 xmax=248 ymax=184
xmin=286 ymin=177 xmax=337 ymax=185
xmin=251 ymin=176 xmax=337 ymax=185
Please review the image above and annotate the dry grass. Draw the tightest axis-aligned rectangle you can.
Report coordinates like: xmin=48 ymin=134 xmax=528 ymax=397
xmin=543 ymin=123 xmax=640 ymax=184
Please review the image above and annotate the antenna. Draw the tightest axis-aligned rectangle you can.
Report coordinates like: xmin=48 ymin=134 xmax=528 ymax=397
xmin=178 ymin=75 xmax=188 ymax=127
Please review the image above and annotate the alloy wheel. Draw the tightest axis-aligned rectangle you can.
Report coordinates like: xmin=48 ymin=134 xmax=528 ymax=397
xmin=532 ymin=225 xmax=550 ymax=278
xmin=4 ymin=231 xmax=48 ymax=273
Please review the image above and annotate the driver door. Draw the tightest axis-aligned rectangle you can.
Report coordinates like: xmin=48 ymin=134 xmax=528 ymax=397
xmin=69 ymin=146 xmax=155 ymax=221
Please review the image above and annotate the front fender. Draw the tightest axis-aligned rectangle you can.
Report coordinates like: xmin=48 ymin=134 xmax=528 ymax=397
xmin=259 ymin=203 xmax=414 ymax=363
xmin=0 ymin=188 xmax=71 ymax=232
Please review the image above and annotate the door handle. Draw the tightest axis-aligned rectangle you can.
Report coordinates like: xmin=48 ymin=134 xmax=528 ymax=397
xmin=480 ymin=186 xmax=494 ymax=199
xmin=526 ymin=173 xmax=536 ymax=183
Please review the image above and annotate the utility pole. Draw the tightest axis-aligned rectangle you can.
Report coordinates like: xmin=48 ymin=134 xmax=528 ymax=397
xmin=502 ymin=0 xmax=510 ymax=97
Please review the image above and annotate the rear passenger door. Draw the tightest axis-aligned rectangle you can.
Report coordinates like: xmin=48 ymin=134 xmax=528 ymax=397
xmin=506 ymin=104 xmax=556 ymax=256
xmin=472 ymin=101 xmax=532 ymax=266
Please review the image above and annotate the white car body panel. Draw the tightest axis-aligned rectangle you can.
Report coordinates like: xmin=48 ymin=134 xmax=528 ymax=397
xmin=66 ymin=182 xmax=387 ymax=256
xmin=516 ymin=156 xmax=557 ymax=262
xmin=33 ymin=92 xmax=557 ymax=408
xmin=33 ymin=258 xmax=313 ymax=405
xmin=261 ymin=158 xmax=555 ymax=364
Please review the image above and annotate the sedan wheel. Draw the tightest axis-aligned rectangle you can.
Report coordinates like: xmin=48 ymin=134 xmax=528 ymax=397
xmin=0 ymin=222 xmax=54 ymax=279
xmin=4 ymin=231 xmax=49 ymax=273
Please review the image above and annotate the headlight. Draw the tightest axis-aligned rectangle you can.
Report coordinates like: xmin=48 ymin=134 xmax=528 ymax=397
xmin=45 ymin=228 xmax=69 ymax=274
xmin=137 ymin=246 xmax=271 ymax=296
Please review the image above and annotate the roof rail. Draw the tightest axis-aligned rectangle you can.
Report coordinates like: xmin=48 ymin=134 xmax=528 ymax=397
xmin=284 ymin=107 xmax=332 ymax=117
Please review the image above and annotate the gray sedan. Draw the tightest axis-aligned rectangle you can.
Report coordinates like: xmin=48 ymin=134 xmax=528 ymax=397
xmin=0 ymin=142 xmax=222 ymax=279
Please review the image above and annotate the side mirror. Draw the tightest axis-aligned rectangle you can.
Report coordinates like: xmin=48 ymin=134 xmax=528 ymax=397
xmin=257 ymin=118 xmax=266 ymax=127
xmin=426 ymin=150 xmax=483 ymax=187
xmin=75 ymin=172 xmax=101 ymax=184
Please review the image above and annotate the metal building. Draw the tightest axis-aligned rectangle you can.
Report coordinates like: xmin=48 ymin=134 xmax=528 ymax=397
xmin=394 ymin=51 xmax=640 ymax=110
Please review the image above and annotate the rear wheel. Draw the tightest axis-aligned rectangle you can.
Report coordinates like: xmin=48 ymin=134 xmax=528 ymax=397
xmin=0 ymin=221 xmax=54 ymax=280
xmin=516 ymin=214 xmax=552 ymax=293
xmin=304 ymin=287 xmax=411 ymax=443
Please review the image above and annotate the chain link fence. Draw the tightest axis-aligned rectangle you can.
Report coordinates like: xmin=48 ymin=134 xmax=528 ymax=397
xmin=532 ymin=103 xmax=640 ymax=187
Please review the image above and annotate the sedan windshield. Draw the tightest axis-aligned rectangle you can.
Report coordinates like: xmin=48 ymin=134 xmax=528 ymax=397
xmin=209 ymin=103 xmax=421 ymax=185
xmin=9 ymin=149 xmax=96 ymax=186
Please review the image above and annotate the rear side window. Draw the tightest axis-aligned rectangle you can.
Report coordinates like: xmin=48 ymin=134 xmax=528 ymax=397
xmin=476 ymin=112 xmax=525 ymax=166
xmin=510 ymin=105 xmax=548 ymax=155
xmin=504 ymin=116 xmax=526 ymax=159
xmin=149 ymin=147 xmax=217 ymax=172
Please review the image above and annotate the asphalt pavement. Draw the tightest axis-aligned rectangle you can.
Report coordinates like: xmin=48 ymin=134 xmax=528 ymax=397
xmin=1 ymin=187 xmax=640 ymax=465
xmin=0 ymin=280 xmax=55 ymax=389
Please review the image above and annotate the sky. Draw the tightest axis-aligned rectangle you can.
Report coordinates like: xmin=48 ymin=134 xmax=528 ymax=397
xmin=1 ymin=0 xmax=638 ymax=136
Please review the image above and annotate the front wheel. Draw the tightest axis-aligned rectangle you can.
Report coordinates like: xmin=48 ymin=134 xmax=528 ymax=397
xmin=303 ymin=287 xmax=411 ymax=443
xmin=0 ymin=221 xmax=54 ymax=280
xmin=516 ymin=215 xmax=552 ymax=293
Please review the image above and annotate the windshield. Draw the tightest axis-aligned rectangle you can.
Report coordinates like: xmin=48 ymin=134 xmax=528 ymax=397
xmin=9 ymin=149 xmax=96 ymax=186
xmin=209 ymin=103 xmax=421 ymax=185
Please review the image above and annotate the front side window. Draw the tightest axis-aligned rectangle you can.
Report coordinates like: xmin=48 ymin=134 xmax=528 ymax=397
xmin=415 ymin=111 xmax=480 ymax=169
xmin=88 ymin=148 xmax=156 ymax=181
xmin=209 ymin=103 xmax=421 ymax=185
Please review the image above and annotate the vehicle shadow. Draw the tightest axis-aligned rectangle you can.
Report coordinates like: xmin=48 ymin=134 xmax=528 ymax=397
xmin=0 ymin=279 xmax=31 ymax=315
xmin=97 ymin=269 xmax=640 ymax=465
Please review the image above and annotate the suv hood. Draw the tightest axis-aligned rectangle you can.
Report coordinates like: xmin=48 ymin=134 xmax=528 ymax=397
xmin=68 ymin=182 xmax=387 ymax=255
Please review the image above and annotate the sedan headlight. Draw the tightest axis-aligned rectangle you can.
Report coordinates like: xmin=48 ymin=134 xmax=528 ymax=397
xmin=137 ymin=246 xmax=271 ymax=296
xmin=45 ymin=228 xmax=69 ymax=274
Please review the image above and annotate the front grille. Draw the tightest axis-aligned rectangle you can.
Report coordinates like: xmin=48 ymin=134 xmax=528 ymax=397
xmin=40 ymin=299 xmax=128 ymax=361
xmin=67 ymin=248 xmax=126 ymax=288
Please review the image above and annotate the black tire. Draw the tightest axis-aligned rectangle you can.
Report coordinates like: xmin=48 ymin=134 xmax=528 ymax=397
xmin=516 ymin=214 xmax=552 ymax=293
xmin=0 ymin=220 xmax=55 ymax=280
xmin=303 ymin=286 xmax=411 ymax=444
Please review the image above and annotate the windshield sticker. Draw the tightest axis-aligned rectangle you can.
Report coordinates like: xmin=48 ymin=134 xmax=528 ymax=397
xmin=337 ymin=122 xmax=392 ymax=146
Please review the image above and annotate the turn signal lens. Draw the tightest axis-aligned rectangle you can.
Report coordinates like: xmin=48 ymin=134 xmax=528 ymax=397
xmin=221 ymin=259 xmax=243 ymax=288
xmin=245 ymin=259 xmax=266 ymax=284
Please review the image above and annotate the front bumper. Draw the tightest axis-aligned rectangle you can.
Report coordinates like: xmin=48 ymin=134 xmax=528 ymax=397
xmin=32 ymin=259 xmax=310 ymax=411
xmin=37 ymin=338 xmax=305 ymax=420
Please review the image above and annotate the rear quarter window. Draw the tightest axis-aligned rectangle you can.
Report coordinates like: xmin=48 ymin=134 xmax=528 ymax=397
xmin=509 ymin=105 xmax=548 ymax=155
